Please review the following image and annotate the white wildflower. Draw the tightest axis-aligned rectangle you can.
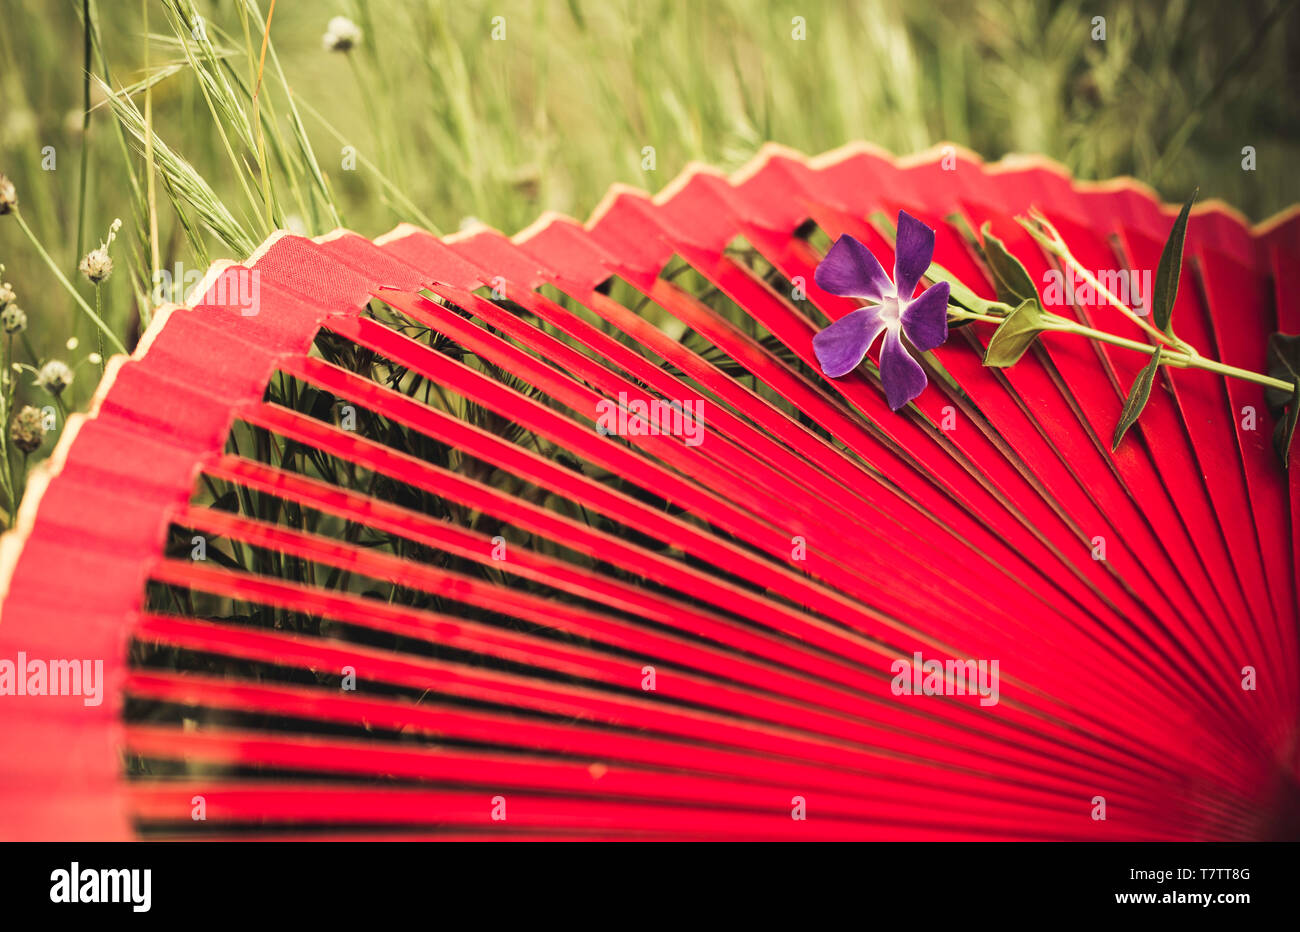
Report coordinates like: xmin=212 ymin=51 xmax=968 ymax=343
xmin=79 ymin=217 xmax=122 ymax=284
xmin=35 ymin=360 xmax=73 ymax=396
xmin=322 ymin=16 xmax=362 ymax=52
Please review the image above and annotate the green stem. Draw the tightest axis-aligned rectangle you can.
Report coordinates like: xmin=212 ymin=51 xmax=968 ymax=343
xmin=1020 ymin=212 xmax=1198 ymax=356
xmin=950 ymin=302 xmax=1294 ymax=392
xmin=948 ymin=308 xmax=1005 ymax=324
xmin=94 ymin=285 xmax=106 ymax=374
xmin=250 ymin=0 xmax=279 ymax=232
xmin=74 ymin=0 xmax=92 ymax=267
xmin=12 ymin=208 xmax=127 ymax=354
xmin=295 ymin=95 xmax=440 ymax=233
xmin=993 ymin=215 xmax=1291 ymax=393
xmin=1048 ymin=317 xmax=1293 ymax=392
xmin=0 ymin=333 xmax=13 ymax=525
xmin=1173 ymin=354 xmax=1294 ymax=391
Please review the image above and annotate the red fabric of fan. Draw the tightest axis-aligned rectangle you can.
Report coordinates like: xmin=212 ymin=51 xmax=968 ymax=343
xmin=0 ymin=143 xmax=1297 ymax=840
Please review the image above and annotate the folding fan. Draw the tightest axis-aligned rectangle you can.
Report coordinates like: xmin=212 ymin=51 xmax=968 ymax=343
xmin=1 ymin=143 xmax=1297 ymax=841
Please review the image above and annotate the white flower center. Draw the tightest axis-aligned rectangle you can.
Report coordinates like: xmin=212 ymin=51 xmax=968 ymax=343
xmin=878 ymin=295 xmax=902 ymax=327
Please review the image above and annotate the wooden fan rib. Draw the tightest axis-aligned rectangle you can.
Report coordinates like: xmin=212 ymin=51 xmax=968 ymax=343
xmin=151 ymin=551 xmax=923 ymax=728
xmin=917 ymin=207 xmax=1217 ymax=628
xmin=150 ymin=558 xmax=696 ymax=690
xmin=323 ymin=307 xmax=911 ymax=597
xmin=380 ymin=281 xmax=971 ymax=597
xmin=374 ymin=283 xmax=1027 ymax=631
xmin=614 ymin=265 xmax=1088 ymax=609
xmin=274 ymin=339 xmax=1005 ymax=655
xmin=309 ymin=181 xmax=1284 ymax=790
xmin=922 ymin=208 xmax=1268 ymax=695
xmin=234 ymin=397 xmax=925 ymax=675
xmin=1263 ymin=224 xmax=1300 ymax=653
xmin=743 ymin=233 xmax=1268 ymax=753
xmin=151 ymin=538 xmax=1041 ymax=767
xmin=155 ymin=501 xmax=1242 ymax=803
xmin=318 ymin=272 xmax=1172 ymax=728
xmin=199 ymin=455 xmax=1043 ymax=712
xmin=123 ymin=669 xmax=1125 ymax=812
xmin=1110 ymin=228 xmax=1290 ymax=661
xmin=406 ymin=271 xmax=945 ymax=573
xmin=304 ymin=308 xmax=1213 ymax=749
xmin=736 ymin=214 xmax=1189 ymax=631
xmin=125 ymin=667 xmax=1250 ymax=840
xmin=136 ymin=608 xmax=1186 ymax=803
xmin=183 ymin=436 xmax=1258 ymax=800
xmin=1060 ymin=197 xmax=1284 ymax=631
xmin=211 ymin=406 xmax=1240 ymax=786
xmin=652 ymin=221 xmax=1149 ymax=633
xmin=958 ymin=209 xmax=1287 ymax=741
xmin=806 ymin=153 xmax=1262 ymax=638
xmin=1152 ymin=253 xmax=1282 ymax=630
xmin=759 ymin=203 xmax=1210 ymax=632
xmin=1020 ymin=211 xmax=1247 ymax=629
xmin=702 ymin=207 xmax=1206 ymax=665
xmin=162 ymin=371 xmax=1258 ymax=800
xmin=122 ymin=726 xmax=1105 ymax=830
xmin=162 ymin=499 xmax=1148 ymax=769
xmin=976 ymin=214 xmax=1269 ymax=624
xmin=125 ymin=782 xmax=1078 ymax=841
xmin=1187 ymin=246 xmax=1297 ymax=739
xmin=935 ymin=184 xmax=1295 ymax=751
xmin=665 ymin=214 xmax=1274 ymax=769
xmin=201 ymin=456 xmax=892 ymax=679
xmin=476 ymin=273 xmax=1014 ymax=619
xmin=137 ymin=611 xmax=975 ymax=774
xmin=590 ymin=223 xmax=1263 ymax=759
xmin=1189 ymin=246 xmax=1297 ymax=683
xmin=728 ymin=167 xmax=1284 ymax=759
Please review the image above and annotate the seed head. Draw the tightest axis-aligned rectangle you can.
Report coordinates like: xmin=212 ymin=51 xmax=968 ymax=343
xmin=35 ymin=359 xmax=73 ymax=396
xmin=0 ymin=174 xmax=15 ymax=214
xmin=79 ymin=247 xmax=112 ymax=283
xmin=1 ymin=305 xmax=25 ymax=334
xmin=79 ymin=217 xmax=121 ymax=284
xmin=10 ymin=405 xmax=45 ymax=454
xmin=323 ymin=16 xmax=362 ymax=52
xmin=0 ymin=280 xmax=15 ymax=309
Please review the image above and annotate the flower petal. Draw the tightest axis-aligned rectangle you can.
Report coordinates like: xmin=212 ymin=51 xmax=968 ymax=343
xmin=878 ymin=327 xmax=928 ymax=410
xmin=814 ymin=234 xmax=894 ymax=300
xmin=812 ymin=307 xmax=888 ymax=378
xmin=893 ymin=210 xmax=936 ymax=300
xmin=900 ymin=281 xmax=950 ymax=352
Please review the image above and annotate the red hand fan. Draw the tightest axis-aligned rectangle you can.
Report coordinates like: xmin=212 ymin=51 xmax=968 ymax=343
xmin=1 ymin=143 xmax=1296 ymax=841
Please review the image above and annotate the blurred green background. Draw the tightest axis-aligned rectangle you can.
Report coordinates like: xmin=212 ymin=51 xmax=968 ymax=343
xmin=0 ymin=0 xmax=1297 ymax=490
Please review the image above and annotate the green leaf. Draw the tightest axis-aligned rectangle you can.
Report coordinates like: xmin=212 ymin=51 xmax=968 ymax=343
xmin=980 ymin=223 xmax=1039 ymax=306
xmin=1266 ymin=332 xmax=1300 ymax=468
xmin=982 ymin=299 xmax=1050 ymax=367
xmin=924 ymin=260 xmax=1004 ymax=317
xmin=1265 ymin=332 xmax=1300 ymax=408
xmin=211 ymin=490 xmax=241 ymax=513
xmin=1111 ymin=346 xmax=1164 ymax=452
xmin=1275 ymin=396 xmax=1300 ymax=470
xmin=1151 ymin=189 xmax=1197 ymax=333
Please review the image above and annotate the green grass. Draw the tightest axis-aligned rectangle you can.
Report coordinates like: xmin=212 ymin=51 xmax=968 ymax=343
xmin=0 ymin=0 xmax=1296 ymax=519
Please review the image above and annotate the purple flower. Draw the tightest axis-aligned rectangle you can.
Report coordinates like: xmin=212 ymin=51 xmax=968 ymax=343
xmin=811 ymin=211 xmax=951 ymax=410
